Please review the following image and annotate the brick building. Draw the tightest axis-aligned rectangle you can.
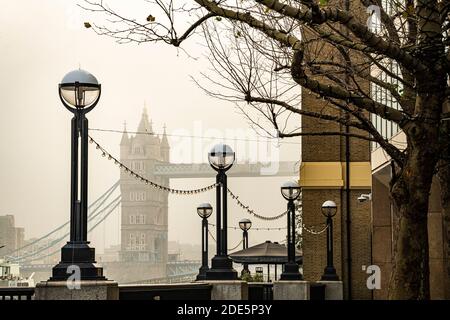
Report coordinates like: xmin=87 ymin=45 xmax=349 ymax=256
xmin=300 ymin=0 xmax=450 ymax=300
xmin=371 ymin=113 xmax=450 ymax=300
xmin=299 ymin=0 xmax=372 ymax=299
xmin=368 ymin=1 xmax=450 ymax=299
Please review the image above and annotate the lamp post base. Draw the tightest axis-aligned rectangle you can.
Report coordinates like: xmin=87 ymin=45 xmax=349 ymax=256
xmin=280 ymin=262 xmax=303 ymax=281
xmin=321 ymin=266 xmax=339 ymax=281
xmin=241 ymin=266 xmax=250 ymax=277
xmin=206 ymin=255 xmax=238 ymax=280
xmin=49 ymin=242 xmax=106 ymax=281
xmin=196 ymin=266 xmax=210 ymax=281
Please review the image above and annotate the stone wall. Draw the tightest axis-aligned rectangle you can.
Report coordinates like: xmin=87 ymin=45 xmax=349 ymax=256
xmin=372 ymin=172 xmax=450 ymax=299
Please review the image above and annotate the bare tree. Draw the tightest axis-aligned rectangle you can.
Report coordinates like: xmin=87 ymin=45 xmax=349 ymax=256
xmin=82 ymin=0 xmax=450 ymax=299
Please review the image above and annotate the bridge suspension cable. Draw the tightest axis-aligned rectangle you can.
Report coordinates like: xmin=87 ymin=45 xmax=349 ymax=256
xmin=18 ymin=197 xmax=122 ymax=264
xmin=10 ymin=195 xmax=121 ymax=263
xmin=89 ymin=136 xmax=218 ymax=194
xmin=3 ymin=181 xmax=120 ymax=258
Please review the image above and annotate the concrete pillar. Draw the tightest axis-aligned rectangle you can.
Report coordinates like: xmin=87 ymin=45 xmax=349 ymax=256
xmin=317 ymin=281 xmax=344 ymax=300
xmin=34 ymin=280 xmax=119 ymax=300
xmin=205 ymin=281 xmax=248 ymax=300
xmin=273 ymin=281 xmax=309 ymax=300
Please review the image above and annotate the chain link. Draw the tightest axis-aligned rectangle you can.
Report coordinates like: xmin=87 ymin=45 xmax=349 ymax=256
xmin=228 ymin=239 xmax=244 ymax=252
xmin=227 ymin=188 xmax=288 ymax=221
xmin=207 ymin=230 xmax=243 ymax=252
xmin=90 ymin=136 xmax=218 ymax=194
xmin=208 ymin=223 xmax=286 ymax=231
xmin=91 ymin=135 xmax=329 ymax=237
xmin=302 ymin=223 xmax=328 ymax=235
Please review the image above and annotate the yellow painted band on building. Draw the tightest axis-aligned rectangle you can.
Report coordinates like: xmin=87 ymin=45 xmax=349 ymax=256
xmin=299 ymin=162 xmax=371 ymax=189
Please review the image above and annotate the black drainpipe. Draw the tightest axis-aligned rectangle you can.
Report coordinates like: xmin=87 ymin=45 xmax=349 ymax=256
xmin=344 ymin=0 xmax=352 ymax=301
xmin=345 ymin=125 xmax=352 ymax=300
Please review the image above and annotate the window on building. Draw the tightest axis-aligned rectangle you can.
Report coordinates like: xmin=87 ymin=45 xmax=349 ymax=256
xmin=154 ymin=210 xmax=162 ymax=225
xmin=131 ymin=161 xmax=145 ymax=171
xmin=133 ymin=146 xmax=142 ymax=154
xmin=128 ymin=234 xmax=136 ymax=251
xmin=369 ymin=2 xmax=404 ymax=150
xmin=129 ymin=191 xmax=146 ymax=202
xmin=139 ymin=233 xmax=146 ymax=250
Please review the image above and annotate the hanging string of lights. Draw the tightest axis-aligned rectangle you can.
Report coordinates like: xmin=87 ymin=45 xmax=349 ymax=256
xmin=302 ymin=223 xmax=328 ymax=235
xmin=90 ymin=135 xmax=329 ymax=237
xmin=206 ymin=222 xmax=326 ymax=234
xmin=89 ymin=135 xmax=218 ymax=195
xmin=208 ymin=223 xmax=286 ymax=231
xmin=227 ymin=188 xmax=288 ymax=221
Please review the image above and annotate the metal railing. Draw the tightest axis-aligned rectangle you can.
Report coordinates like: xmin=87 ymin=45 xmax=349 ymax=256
xmin=248 ymin=283 xmax=273 ymax=300
xmin=0 ymin=287 xmax=35 ymax=300
xmin=119 ymin=283 xmax=212 ymax=300
xmin=310 ymin=283 xmax=326 ymax=300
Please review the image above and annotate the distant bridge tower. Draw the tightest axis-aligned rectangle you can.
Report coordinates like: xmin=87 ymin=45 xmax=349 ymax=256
xmin=119 ymin=106 xmax=170 ymax=266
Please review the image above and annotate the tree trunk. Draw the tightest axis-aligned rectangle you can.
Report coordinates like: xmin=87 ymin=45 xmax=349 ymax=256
xmin=388 ymin=199 xmax=430 ymax=299
xmin=388 ymin=123 xmax=439 ymax=299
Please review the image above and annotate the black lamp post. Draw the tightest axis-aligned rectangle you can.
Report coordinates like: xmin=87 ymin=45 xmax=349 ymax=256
xmin=196 ymin=203 xmax=213 ymax=281
xmin=321 ymin=200 xmax=339 ymax=281
xmin=280 ymin=181 xmax=303 ymax=280
xmin=205 ymin=144 xmax=238 ymax=280
xmin=239 ymin=218 xmax=252 ymax=275
xmin=50 ymin=69 xmax=105 ymax=281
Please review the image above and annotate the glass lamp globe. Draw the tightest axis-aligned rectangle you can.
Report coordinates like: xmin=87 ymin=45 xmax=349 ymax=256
xmin=239 ymin=218 xmax=252 ymax=231
xmin=197 ymin=203 xmax=213 ymax=219
xmin=59 ymin=69 xmax=101 ymax=109
xmin=321 ymin=200 xmax=337 ymax=217
xmin=208 ymin=144 xmax=235 ymax=171
xmin=280 ymin=181 xmax=301 ymax=200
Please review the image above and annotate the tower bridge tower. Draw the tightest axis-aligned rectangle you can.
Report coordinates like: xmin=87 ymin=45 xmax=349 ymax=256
xmin=119 ymin=107 xmax=170 ymax=265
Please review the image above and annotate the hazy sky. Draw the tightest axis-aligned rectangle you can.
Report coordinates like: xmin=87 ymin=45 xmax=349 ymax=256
xmin=0 ymin=0 xmax=302 ymax=254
